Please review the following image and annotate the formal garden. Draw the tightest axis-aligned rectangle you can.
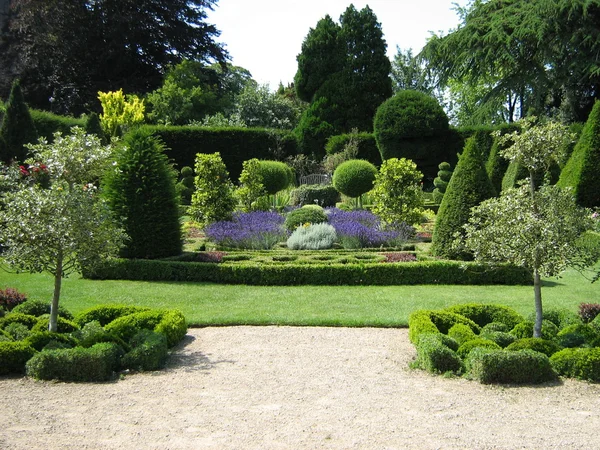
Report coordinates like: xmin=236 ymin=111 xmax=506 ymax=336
xmin=0 ymin=1 xmax=600 ymax=391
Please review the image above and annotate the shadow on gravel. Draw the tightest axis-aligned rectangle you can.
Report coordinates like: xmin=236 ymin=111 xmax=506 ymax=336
xmin=165 ymin=334 xmax=236 ymax=373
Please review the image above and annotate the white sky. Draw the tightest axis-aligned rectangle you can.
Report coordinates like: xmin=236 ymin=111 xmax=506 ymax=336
xmin=207 ymin=0 xmax=465 ymax=89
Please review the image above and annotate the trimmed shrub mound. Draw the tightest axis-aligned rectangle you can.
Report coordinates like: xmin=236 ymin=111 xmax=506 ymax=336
xmin=0 ymin=341 xmax=37 ymax=375
xmin=12 ymin=299 xmax=74 ymax=321
xmin=551 ymin=347 xmax=600 ymax=382
xmin=510 ymin=320 xmax=559 ymax=340
xmin=332 ymin=159 xmax=378 ymax=200
xmin=75 ymin=305 xmax=152 ymax=327
xmin=447 ymin=323 xmax=478 ymax=346
xmin=457 ymin=338 xmax=501 ymax=359
xmin=25 ymin=342 xmax=121 ymax=382
xmin=445 ymin=303 xmax=524 ymax=329
xmin=555 ymin=323 xmax=600 ymax=348
xmin=284 ymin=207 xmax=328 ymax=231
xmin=105 ymin=309 xmax=187 ymax=348
xmin=479 ymin=331 xmax=516 ymax=348
xmin=0 ymin=313 xmax=40 ymax=330
xmin=31 ymin=316 xmax=80 ymax=334
xmin=289 ymin=184 xmax=340 ymax=208
xmin=505 ymin=338 xmax=562 ymax=357
xmin=408 ymin=310 xmax=480 ymax=344
xmin=467 ymin=348 xmax=557 ymax=384
xmin=121 ymin=330 xmax=168 ymax=371
xmin=25 ymin=332 xmax=78 ymax=351
xmin=413 ymin=333 xmax=462 ymax=374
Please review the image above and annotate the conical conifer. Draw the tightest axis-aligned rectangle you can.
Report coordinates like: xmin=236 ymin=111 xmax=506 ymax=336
xmin=0 ymin=80 xmax=38 ymax=164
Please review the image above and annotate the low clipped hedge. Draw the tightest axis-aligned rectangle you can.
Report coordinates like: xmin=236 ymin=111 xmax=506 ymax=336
xmin=505 ymin=338 xmax=562 ymax=357
xmin=84 ymin=258 xmax=533 ymax=286
xmin=0 ymin=313 xmax=39 ymax=330
xmin=25 ymin=332 xmax=78 ymax=351
xmin=74 ymin=305 xmax=151 ymax=327
xmin=0 ymin=341 xmax=37 ymax=375
xmin=105 ymin=309 xmax=187 ymax=347
xmin=445 ymin=304 xmax=524 ymax=329
xmin=408 ymin=310 xmax=480 ymax=344
xmin=121 ymin=330 xmax=169 ymax=371
xmin=12 ymin=299 xmax=74 ymax=320
xmin=466 ymin=348 xmax=557 ymax=384
xmin=31 ymin=316 xmax=80 ymax=334
xmin=456 ymin=338 xmax=501 ymax=359
xmin=413 ymin=333 xmax=462 ymax=374
xmin=25 ymin=342 xmax=121 ymax=382
xmin=550 ymin=347 xmax=600 ymax=382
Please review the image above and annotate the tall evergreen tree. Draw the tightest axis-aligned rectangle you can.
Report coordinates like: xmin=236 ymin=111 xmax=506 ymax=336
xmin=0 ymin=79 xmax=37 ymax=163
xmin=557 ymin=101 xmax=600 ymax=207
xmin=294 ymin=5 xmax=392 ymax=158
xmin=432 ymin=132 xmax=496 ymax=259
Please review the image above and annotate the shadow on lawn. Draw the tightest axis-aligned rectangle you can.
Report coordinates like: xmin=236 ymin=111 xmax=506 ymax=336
xmin=165 ymin=334 xmax=235 ymax=373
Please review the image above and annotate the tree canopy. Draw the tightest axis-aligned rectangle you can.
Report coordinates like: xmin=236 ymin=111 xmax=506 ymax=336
xmin=0 ymin=0 xmax=227 ymax=115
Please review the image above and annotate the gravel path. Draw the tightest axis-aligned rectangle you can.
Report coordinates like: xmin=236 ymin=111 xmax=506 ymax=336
xmin=2 ymin=326 xmax=600 ymax=449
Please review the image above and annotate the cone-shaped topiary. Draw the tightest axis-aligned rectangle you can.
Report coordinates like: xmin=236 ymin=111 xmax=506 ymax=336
xmin=486 ymin=139 xmax=509 ymax=193
xmin=0 ymin=80 xmax=38 ymax=164
xmin=557 ymin=100 xmax=600 ymax=207
xmin=432 ymin=161 xmax=453 ymax=203
xmin=332 ymin=159 xmax=378 ymax=207
xmin=432 ymin=132 xmax=496 ymax=259
xmin=103 ymin=129 xmax=182 ymax=259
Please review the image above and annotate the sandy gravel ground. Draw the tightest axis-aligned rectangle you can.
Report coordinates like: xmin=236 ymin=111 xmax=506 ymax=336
xmin=2 ymin=326 xmax=600 ymax=450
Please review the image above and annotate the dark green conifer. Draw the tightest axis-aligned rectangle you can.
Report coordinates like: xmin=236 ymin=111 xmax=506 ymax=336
xmin=0 ymin=80 xmax=38 ymax=163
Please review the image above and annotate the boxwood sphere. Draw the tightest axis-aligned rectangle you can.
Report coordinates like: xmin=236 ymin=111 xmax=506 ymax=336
xmin=257 ymin=160 xmax=292 ymax=195
xmin=332 ymin=159 xmax=378 ymax=198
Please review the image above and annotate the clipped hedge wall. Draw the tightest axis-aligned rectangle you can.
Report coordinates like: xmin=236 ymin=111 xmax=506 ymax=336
xmin=85 ymin=258 xmax=533 ymax=287
xmin=551 ymin=347 xmax=600 ymax=382
xmin=444 ymin=304 xmax=524 ymax=329
xmin=74 ymin=305 xmax=152 ymax=327
xmin=29 ymin=110 xmax=84 ymax=141
xmin=137 ymin=126 xmax=298 ymax=182
xmin=413 ymin=333 xmax=462 ymax=374
xmin=121 ymin=330 xmax=168 ymax=371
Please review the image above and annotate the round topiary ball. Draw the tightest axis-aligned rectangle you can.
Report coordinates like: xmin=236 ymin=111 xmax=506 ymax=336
xmin=374 ymin=90 xmax=449 ymax=162
xmin=257 ymin=160 xmax=292 ymax=195
xmin=332 ymin=159 xmax=378 ymax=199
xmin=284 ymin=207 xmax=328 ymax=231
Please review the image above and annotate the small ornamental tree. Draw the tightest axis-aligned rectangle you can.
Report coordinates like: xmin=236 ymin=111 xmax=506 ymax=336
xmin=98 ymin=89 xmax=145 ymax=138
xmin=371 ymin=157 xmax=424 ymax=225
xmin=431 ymin=133 xmax=496 ymax=259
xmin=332 ymin=159 xmax=378 ymax=208
xmin=0 ymin=128 xmax=124 ymax=333
xmin=102 ymin=129 xmax=182 ymax=259
xmin=235 ymin=158 xmax=268 ymax=212
xmin=0 ymin=80 xmax=38 ymax=164
xmin=190 ymin=152 xmax=236 ymax=226
xmin=558 ymin=100 xmax=600 ymax=207
xmin=460 ymin=119 xmax=586 ymax=339
xmin=257 ymin=160 xmax=291 ymax=195
xmin=432 ymin=161 xmax=453 ymax=203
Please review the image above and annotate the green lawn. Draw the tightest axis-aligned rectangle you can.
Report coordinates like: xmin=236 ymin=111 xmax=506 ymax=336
xmin=0 ymin=267 xmax=597 ymax=327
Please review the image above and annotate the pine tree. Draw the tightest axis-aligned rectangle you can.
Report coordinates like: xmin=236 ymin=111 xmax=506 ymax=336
xmin=432 ymin=133 xmax=496 ymax=259
xmin=0 ymin=80 xmax=38 ymax=164
xmin=557 ymin=100 xmax=600 ymax=207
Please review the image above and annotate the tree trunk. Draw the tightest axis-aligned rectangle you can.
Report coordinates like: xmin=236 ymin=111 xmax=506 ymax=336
xmin=533 ymin=268 xmax=543 ymax=338
xmin=49 ymin=254 xmax=63 ymax=333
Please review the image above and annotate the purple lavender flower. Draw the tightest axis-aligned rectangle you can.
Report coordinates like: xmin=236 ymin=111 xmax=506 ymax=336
xmin=205 ymin=211 xmax=288 ymax=249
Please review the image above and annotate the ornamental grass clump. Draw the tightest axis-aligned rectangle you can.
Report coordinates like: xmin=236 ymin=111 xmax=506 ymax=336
xmin=325 ymin=208 xmax=413 ymax=249
xmin=287 ymin=223 xmax=337 ymax=250
xmin=204 ymin=211 xmax=288 ymax=250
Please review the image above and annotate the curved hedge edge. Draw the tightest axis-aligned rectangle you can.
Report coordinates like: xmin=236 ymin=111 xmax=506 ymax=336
xmin=84 ymin=259 xmax=533 ymax=286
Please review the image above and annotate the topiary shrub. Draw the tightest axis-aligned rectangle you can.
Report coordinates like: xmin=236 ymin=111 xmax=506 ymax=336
xmin=25 ymin=342 xmax=121 ymax=382
xmin=325 ymin=132 xmax=381 ymax=166
xmin=373 ymin=90 xmax=451 ymax=180
xmin=528 ymin=308 xmax=582 ymax=330
xmin=105 ymin=309 xmax=187 ymax=348
xmin=481 ymin=322 xmax=511 ymax=333
xmin=12 ymin=298 xmax=74 ymax=320
xmin=284 ymin=207 xmax=328 ymax=231
xmin=457 ymin=338 xmax=501 ymax=359
xmin=486 ymin=138 xmax=510 ymax=193
xmin=431 ymin=133 xmax=496 ymax=259
xmin=432 ymin=161 xmax=453 ymax=204
xmin=103 ymin=128 xmax=182 ymax=259
xmin=479 ymin=331 xmax=516 ymax=348
xmin=408 ymin=309 xmax=480 ymax=344
xmin=4 ymin=322 xmax=30 ymax=340
xmin=505 ymin=338 xmax=562 ymax=357
xmin=0 ymin=79 xmax=38 ymax=164
xmin=0 ymin=313 xmax=40 ymax=330
xmin=74 ymin=305 xmax=151 ymax=327
xmin=413 ymin=333 xmax=462 ymax=374
xmin=467 ymin=348 xmax=557 ymax=384
xmin=24 ymin=331 xmax=78 ymax=351
xmin=0 ymin=341 xmax=37 ymax=375
xmin=332 ymin=159 xmax=378 ymax=206
xmin=256 ymin=160 xmax=292 ymax=195
xmin=286 ymin=222 xmax=337 ymax=250
xmin=176 ymin=166 xmax=195 ymax=206
xmin=510 ymin=320 xmax=559 ymax=340
xmin=121 ymin=330 xmax=169 ymax=371
xmin=557 ymin=100 xmax=600 ymax=208
xmin=555 ymin=323 xmax=600 ymax=347
xmin=31 ymin=315 xmax=80 ymax=334
xmin=289 ymin=184 xmax=340 ymax=207
xmin=447 ymin=323 xmax=478 ymax=346
xmin=550 ymin=347 xmax=600 ymax=382
xmin=153 ymin=310 xmax=187 ymax=347
xmin=71 ymin=321 xmax=127 ymax=349
xmin=444 ymin=304 xmax=524 ymax=329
